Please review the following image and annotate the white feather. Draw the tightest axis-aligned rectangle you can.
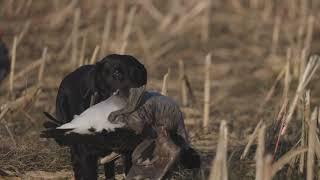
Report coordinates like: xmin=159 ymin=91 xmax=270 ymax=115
xmin=57 ymin=94 xmax=126 ymax=134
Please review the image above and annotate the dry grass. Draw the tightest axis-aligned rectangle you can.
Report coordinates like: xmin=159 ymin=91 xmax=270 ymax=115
xmin=1 ymin=0 xmax=320 ymax=179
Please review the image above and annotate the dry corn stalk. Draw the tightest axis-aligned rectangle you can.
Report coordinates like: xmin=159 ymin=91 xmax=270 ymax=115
xmin=100 ymin=10 xmax=112 ymax=58
xmin=283 ymin=49 xmax=291 ymax=101
xmin=9 ymin=36 xmax=17 ymax=96
xmin=3 ymin=122 xmax=17 ymax=147
xmin=271 ymin=147 xmax=307 ymax=176
xmin=119 ymin=6 xmax=137 ymax=54
xmin=270 ymin=16 xmax=281 ymax=55
xmin=79 ymin=34 xmax=87 ymax=67
xmin=89 ymin=45 xmax=100 ymax=64
xmin=38 ymin=47 xmax=48 ymax=87
xmin=241 ymin=119 xmax=263 ymax=160
xmin=209 ymin=120 xmax=228 ymax=180
xmin=16 ymin=20 xmax=31 ymax=45
xmin=281 ymin=55 xmax=320 ymax=135
xmin=262 ymin=0 xmax=272 ymax=20
xmin=255 ymin=124 xmax=266 ymax=180
xmin=49 ymin=0 xmax=78 ymax=29
xmin=299 ymin=48 xmax=307 ymax=81
xmin=151 ymin=41 xmax=175 ymax=60
xmin=171 ymin=1 xmax=207 ymax=34
xmin=304 ymin=15 xmax=314 ymax=56
xmin=0 ymin=86 xmax=41 ymax=121
xmin=161 ymin=69 xmax=170 ymax=96
xmin=58 ymin=35 xmax=72 ymax=60
xmin=203 ymin=53 xmax=211 ymax=129
xmin=288 ymin=0 xmax=297 ymax=18
xmin=299 ymin=90 xmax=310 ymax=172
xmin=137 ymin=0 xmax=163 ymax=21
xmin=116 ymin=0 xmax=125 ymax=39
xmin=297 ymin=17 xmax=305 ymax=50
xmin=263 ymin=155 xmax=273 ymax=180
xmin=71 ymin=8 xmax=80 ymax=67
xmin=256 ymin=64 xmax=286 ymax=116
xmin=307 ymin=107 xmax=317 ymax=180
xmin=201 ymin=0 xmax=211 ymax=42
xmin=136 ymin=27 xmax=152 ymax=61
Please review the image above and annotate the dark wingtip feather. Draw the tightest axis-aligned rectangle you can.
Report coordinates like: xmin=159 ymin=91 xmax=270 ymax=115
xmin=41 ymin=128 xmax=142 ymax=148
xmin=43 ymin=121 xmax=59 ymax=128
xmin=40 ymin=128 xmax=75 ymax=146
xmin=40 ymin=128 xmax=71 ymax=138
xmin=43 ymin=112 xmax=61 ymax=125
xmin=40 ymin=128 xmax=97 ymax=146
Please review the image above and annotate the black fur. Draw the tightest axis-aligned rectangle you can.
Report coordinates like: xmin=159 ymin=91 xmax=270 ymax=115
xmin=51 ymin=54 xmax=147 ymax=180
xmin=0 ymin=38 xmax=10 ymax=84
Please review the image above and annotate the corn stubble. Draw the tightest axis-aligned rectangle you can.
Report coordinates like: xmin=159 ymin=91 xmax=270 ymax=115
xmin=1 ymin=0 xmax=320 ymax=179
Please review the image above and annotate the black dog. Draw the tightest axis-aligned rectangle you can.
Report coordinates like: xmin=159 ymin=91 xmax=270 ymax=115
xmin=0 ymin=37 xmax=10 ymax=84
xmin=43 ymin=86 xmax=200 ymax=179
xmin=49 ymin=54 xmax=147 ymax=180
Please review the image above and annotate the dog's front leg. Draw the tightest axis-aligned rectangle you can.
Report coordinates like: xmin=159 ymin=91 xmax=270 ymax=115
xmin=124 ymin=152 xmax=133 ymax=175
xmin=71 ymin=145 xmax=98 ymax=180
xmin=104 ymin=160 xmax=115 ymax=180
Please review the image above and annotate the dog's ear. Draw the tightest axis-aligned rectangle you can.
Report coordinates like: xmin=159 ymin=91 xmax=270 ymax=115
xmin=81 ymin=66 xmax=97 ymax=99
xmin=129 ymin=65 xmax=147 ymax=87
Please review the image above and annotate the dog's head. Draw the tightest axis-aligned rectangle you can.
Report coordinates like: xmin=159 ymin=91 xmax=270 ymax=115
xmin=93 ymin=54 xmax=147 ymax=98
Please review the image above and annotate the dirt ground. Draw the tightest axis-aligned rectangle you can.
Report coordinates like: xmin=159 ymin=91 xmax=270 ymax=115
xmin=0 ymin=0 xmax=320 ymax=179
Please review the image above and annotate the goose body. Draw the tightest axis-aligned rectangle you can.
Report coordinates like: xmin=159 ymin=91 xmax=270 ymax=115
xmin=57 ymin=94 xmax=126 ymax=134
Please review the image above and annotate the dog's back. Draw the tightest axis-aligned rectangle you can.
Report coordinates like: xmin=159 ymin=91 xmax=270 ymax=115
xmin=56 ymin=65 xmax=95 ymax=124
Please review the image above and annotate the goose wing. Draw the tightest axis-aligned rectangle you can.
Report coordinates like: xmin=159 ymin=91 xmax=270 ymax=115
xmin=127 ymin=132 xmax=181 ymax=180
xmin=41 ymin=126 xmax=142 ymax=150
xmin=43 ymin=95 xmax=126 ymax=135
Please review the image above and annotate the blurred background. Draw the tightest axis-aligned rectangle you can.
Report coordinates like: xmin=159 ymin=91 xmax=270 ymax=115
xmin=0 ymin=0 xmax=320 ymax=179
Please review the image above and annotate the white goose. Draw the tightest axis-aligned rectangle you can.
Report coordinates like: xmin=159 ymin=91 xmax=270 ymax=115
xmin=58 ymin=93 xmax=126 ymax=134
xmin=42 ymin=91 xmax=127 ymax=138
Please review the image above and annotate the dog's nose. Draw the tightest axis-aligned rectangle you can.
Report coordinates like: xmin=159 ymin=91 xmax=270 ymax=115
xmin=112 ymin=70 xmax=122 ymax=80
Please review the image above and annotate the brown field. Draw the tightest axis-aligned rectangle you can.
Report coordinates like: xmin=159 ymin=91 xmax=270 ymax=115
xmin=1 ymin=0 xmax=320 ymax=179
